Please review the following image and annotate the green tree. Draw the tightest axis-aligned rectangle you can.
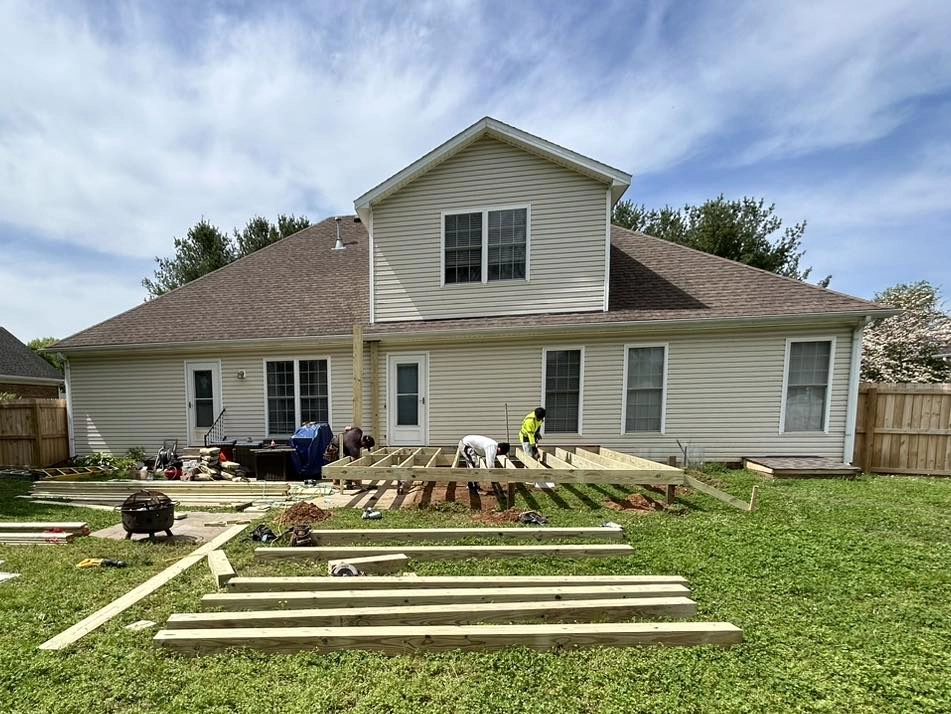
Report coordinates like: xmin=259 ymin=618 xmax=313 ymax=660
xmin=234 ymin=213 xmax=310 ymax=256
xmin=613 ymin=195 xmax=830 ymax=286
xmin=143 ymin=214 xmax=311 ymax=298
xmin=27 ymin=337 xmax=63 ymax=371
xmin=862 ymin=281 xmax=951 ymax=383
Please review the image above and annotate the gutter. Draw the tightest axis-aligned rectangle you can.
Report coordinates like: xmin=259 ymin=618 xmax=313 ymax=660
xmin=0 ymin=374 xmax=65 ymax=385
xmin=52 ymin=308 xmax=898 ymax=355
xmin=842 ymin=316 xmax=872 ymax=464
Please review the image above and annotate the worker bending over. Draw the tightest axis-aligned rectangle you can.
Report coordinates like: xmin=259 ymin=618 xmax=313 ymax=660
xmin=519 ymin=407 xmax=546 ymax=460
xmin=458 ymin=434 xmax=510 ymax=494
xmin=325 ymin=425 xmax=375 ymax=490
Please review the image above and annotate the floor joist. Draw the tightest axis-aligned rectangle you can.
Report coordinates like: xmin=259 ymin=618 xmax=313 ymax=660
xmin=202 ymin=583 xmax=690 ymax=610
xmin=155 ymin=621 xmax=744 ymax=655
xmin=225 ymin=574 xmax=689 ymax=592
xmin=327 ymin=553 xmax=409 ymax=574
xmin=170 ymin=596 xmax=698 ymax=628
xmin=255 ymin=544 xmax=635 ymax=562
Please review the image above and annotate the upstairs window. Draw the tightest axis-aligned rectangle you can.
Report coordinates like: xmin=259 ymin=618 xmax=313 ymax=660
xmin=444 ymin=212 xmax=482 ymax=284
xmin=782 ymin=339 xmax=833 ymax=432
xmin=442 ymin=206 xmax=529 ymax=285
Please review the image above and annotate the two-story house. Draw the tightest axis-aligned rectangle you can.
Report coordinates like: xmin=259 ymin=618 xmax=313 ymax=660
xmin=53 ymin=117 xmax=891 ymax=465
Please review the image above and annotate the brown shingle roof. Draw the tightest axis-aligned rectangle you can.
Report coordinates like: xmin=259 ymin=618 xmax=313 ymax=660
xmin=55 ymin=219 xmax=887 ymax=350
xmin=0 ymin=327 xmax=64 ymax=380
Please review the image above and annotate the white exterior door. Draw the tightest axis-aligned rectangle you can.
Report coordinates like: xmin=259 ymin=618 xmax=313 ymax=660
xmin=185 ymin=361 xmax=221 ymax=446
xmin=387 ymin=353 xmax=428 ymax=445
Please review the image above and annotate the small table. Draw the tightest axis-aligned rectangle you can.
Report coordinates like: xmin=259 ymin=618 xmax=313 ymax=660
xmin=252 ymin=447 xmax=296 ymax=481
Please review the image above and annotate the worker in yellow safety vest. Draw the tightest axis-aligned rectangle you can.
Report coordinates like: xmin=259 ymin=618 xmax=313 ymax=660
xmin=519 ymin=407 xmax=546 ymax=460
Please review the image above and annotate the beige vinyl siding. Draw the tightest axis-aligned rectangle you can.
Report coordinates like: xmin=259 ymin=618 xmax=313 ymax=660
xmin=372 ymin=136 xmax=608 ymax=322
xmin=376 ymin=325 xmax=855 ymax=462
xmin=69 ymin=346 xmax=358 ymax=455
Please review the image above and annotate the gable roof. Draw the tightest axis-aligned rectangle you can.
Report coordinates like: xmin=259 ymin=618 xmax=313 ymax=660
xmin=353 ymin=117 xmax=632 ymax=222
xmin=54 ymin=218 xmax=890 ymax=351
xmin=0 ymin=327 xmax=64 ymax=381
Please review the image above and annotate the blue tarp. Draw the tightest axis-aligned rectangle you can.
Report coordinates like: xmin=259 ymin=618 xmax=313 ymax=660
xmin=289 ymin=422 xmax=334 ymax=478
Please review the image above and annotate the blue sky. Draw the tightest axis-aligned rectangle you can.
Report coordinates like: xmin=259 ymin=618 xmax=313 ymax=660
xmin=1 ymin=0 xmax=950 ymax=342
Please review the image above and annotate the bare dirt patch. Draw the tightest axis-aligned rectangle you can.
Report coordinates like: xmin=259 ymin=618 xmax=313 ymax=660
xmin=603 ymin=493 xmax=667 ymax=513
xmin=470 ymin=507 xmax=521 ymax=525
xmin=275 ymin=501 xmax=331 ymax=527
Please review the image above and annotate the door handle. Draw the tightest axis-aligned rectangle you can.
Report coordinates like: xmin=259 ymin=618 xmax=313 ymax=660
xmin=188 ymin=401 xmax=192 ymax=408
xmin=421 ymin=397 xmax=426 ymax=405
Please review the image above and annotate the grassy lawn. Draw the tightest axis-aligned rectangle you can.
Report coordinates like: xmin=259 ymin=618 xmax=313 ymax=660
xmin=0 ymin=471 xmax=949 ymax=713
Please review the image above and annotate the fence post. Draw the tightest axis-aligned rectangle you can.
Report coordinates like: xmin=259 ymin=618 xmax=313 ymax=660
xmin=861 ymin=386 xmax=878 ymax=474
xmin=32 ymin=400 xmax=43 ymax=467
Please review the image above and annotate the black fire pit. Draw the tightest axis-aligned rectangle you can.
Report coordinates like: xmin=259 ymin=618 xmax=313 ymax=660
xmin=120 ymin=490 xmax=175 ymax=542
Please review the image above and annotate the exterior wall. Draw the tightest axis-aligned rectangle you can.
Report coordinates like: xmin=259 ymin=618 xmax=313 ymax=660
xmin=68 ymin=346 xmax=358 ymax=455
xmin=0 ymin=382 xmax=59 ymax=399
xmin=375 ymin=323 xmax=856 ymax=463
xmin=67 ymin=320 xmax=857 ymax=463
xmin=372 ymin=136 xmax=609 ymax=322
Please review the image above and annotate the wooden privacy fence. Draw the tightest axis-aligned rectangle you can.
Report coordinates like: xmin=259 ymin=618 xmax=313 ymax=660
xmin=0 ymin=399 xmax=69 ymax=468
xmin=855 ymin=383 xmax=951 ymax=476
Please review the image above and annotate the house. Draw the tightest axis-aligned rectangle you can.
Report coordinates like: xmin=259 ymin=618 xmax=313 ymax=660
xmin=53 ymin=117 xmax=892 ymax=465
xmin=0 ymin=327 xmax=64 ymax=398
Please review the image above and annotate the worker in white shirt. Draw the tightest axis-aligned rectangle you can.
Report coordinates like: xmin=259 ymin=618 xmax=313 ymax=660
xmin=458 ymin=434 xmax=511 ymax=494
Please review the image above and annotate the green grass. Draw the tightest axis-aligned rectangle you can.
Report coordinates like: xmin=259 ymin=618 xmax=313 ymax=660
xmin=1 ymin=472 xmax=949 ymax=713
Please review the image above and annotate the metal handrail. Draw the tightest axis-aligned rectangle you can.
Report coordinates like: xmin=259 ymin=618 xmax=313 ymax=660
xmin=203 ymin=408 xmax=227 ymax=446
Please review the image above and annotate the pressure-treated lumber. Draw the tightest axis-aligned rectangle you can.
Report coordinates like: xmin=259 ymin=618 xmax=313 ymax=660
xmin=0 ymin=521 xmax=89 ymax=534
xmin=155 ymin=621 xmax=744 ymax=655
xmin=0 ymin=531 xmax=76 ymax=544
xmin=170 ymin=596 xmax=698 ymax=629
xmin=327 ymin=553 xmax=409 ymax=575
xmin=38 ymin=524 xmax=248 ymax=651
xmin=352 ymin=324 xmax=363 ymax=427
xmin=323 ymin=465 xmax=683 ymax=486
xmin=683 ymin=475 xmax=751 ymax=512
xmin=255 ymin=543 xmax=635 ymax=562
xmin=226 ymin=574 xmax=689 ymax=592
xmin=303 ymin=526 xmax=623 ymax=545
xmin=207 ymin=550 xmax=236 ymax=589
xmin=202 ymin=583 xmax=689 ymax=610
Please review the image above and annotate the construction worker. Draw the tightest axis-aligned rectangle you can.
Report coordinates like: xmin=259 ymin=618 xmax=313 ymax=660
xmin=328 ymin=425 xmax=375 ymax=490
xmin=458 ymin=435 xmax=510 ymax=494
xmin=519 ymin=407 xmax=546 ymax=460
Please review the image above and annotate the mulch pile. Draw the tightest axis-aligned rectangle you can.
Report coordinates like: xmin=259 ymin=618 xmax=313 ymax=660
xmin=603 ymin=493 xmax=667 ymax=513
xmin=471 ymin=508 xmax=521 ymax=525
xmin=275 ymin=501 xmax=331 ymax=527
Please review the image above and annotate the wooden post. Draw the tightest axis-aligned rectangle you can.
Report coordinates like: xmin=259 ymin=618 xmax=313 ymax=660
xmin=861 ymin=386 xmax=878 ymax=474
xmin=368 ymin=340 xmax=380 ymax=440
xmin=32 ymin=401 xmax=43 ymax=467
xmin=352 ymin=324 xmax=364 ymax=428
xmin=665 ymin=456 xmax=678 ymax=505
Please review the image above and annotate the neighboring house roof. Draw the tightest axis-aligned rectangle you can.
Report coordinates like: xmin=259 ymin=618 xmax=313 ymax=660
xmin=54 ymin=218 xmax=891 ymax=351
xmin=354 ymin=117 xmax=632 ymax=222
xmin=0 ymin=327 xmax=64 ymax=381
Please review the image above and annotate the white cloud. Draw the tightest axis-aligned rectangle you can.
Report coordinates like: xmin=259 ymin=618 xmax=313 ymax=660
xmin=1 ymin=0 xmax=951 ymax=336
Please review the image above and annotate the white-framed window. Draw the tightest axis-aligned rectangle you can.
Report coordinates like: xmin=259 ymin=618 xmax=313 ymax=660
xmin=541 ymin=347 xmax=584 ymax=434
xmin=441 ymin=205 xmax=530 ymax=286
xmin=621 ymin=343 xmax=668 ymax=433
xmin=780 ymin=337 xmax=835 ymax=433
xmin=264 ymin=357 xmax=332 ymax=437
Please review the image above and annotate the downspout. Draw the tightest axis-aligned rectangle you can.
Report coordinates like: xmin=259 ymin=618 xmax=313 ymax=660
xmin=64 ymin=358 xmax=76 ymax=457
xmin=843 ymin=316 xmax=871 ymax=463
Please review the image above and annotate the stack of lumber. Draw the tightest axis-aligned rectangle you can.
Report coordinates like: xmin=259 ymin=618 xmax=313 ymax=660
xmin=28 ymin=480 xmax=291 ymax=508
xmin=0 ymin=520 xmax=89 ymax=545
xmin=197 ymin=448 xmax=222 ymax=480
xmin=154 ymin=526 xmax=744 ymax=654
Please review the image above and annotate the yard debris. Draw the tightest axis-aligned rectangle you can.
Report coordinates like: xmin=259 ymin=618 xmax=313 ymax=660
xmin=274 ymin=501 xmax=331 ymax=527
xmin=518 ymin=510 xmax=548 ymax=526
xmin=604 ymin=493 xmax=667 ymax=513
xmin=0 ymin=572 xmax=20 ymax=585
xmin=471 ymin=508 xmax=521 ymax=525
xmin=76 ymin=558 xmax=127 ymax=568
xmin=362 ymin=507 xmax=382 ymax=520
xmin=124 ymin=620 xmax=156 ymax=632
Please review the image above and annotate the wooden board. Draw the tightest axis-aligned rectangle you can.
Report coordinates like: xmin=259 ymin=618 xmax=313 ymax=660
xmin=207 ymin=550 xmax=236 ymax=589
xmin=155 ymin=621 xmax=744 ymax=654
xmin=327 ymin=553 xmax=409 ymax=575
xmin=255 ymin=544 xmax=635 ymax=562
xmin=0 ymin=521 xmax=89 ymax=533
xmin=304 ymin=526 xmax=623 ymax=545
xmin=0 ymin=531 xmax=76 ymax=544
xmin=682 ymin=475 xmax=752 ymax=512
xmin=227 ymin=574 xmax=689 ymax=592
xmin=321 ymin=464 xmax=684 ymax=486
xmin=38 ymin=524 xmax=249 ymax=651
xmin=202 ymin=583 xmax=690 ymax=610
xmin=742 ymin=456 xmax=860 ymax=477
xmin=169 ymin=596 xmax=698 ymax=628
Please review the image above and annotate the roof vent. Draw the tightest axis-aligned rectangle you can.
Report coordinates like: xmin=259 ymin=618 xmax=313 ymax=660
xmin=333 ymin=217 xmax=345 ymax=250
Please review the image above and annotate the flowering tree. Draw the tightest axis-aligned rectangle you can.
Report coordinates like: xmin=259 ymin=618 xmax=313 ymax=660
xmin=862 ymin=281 xmax=951 ymax=383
